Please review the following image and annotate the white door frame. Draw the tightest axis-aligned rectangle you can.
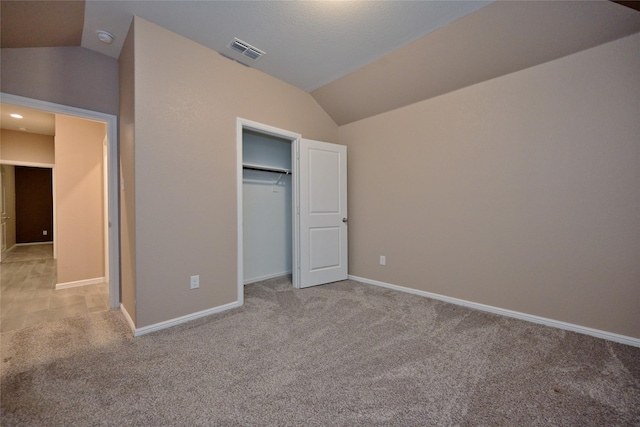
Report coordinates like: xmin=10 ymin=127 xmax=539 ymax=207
xmin=0 ymin=166 xmax=7 ymax=260
xmin=1 ymin=93 xmax=120 ymax=309
xmin=236 ymin=118 xmax=301 ymax=305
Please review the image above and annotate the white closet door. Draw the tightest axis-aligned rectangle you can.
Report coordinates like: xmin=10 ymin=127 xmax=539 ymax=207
xmin=299 ymin=139 xmax=348 ymax=288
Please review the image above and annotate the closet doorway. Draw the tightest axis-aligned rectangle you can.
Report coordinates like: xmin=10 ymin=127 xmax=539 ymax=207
xmin=236 ymin=118 xmax=348 ymax=304
xmin=242 ymin=129 xmax=293 ymax=286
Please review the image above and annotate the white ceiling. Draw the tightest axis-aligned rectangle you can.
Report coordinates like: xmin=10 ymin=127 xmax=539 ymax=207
xmin=81 ymin=0 xmax=491 ymax=92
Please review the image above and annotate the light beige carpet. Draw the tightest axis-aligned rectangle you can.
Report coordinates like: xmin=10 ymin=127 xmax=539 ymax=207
xmin=1 ymin=278 xmax=639 ymax=426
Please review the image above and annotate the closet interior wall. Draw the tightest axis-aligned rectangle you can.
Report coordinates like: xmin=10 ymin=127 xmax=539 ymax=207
xmin=242 ymin=130 xmax=293 ymax=284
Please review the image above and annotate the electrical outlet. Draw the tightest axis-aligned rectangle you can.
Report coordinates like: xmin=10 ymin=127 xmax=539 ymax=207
xmin=43 ymin=230 xmax=48 ymax=235
xmin=190 ymin=275 xmax=200 ymax=289
xmin=380 ymin=256 xmax=386 ymax=266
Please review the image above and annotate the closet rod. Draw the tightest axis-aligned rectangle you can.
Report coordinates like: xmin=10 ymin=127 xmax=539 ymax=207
xmin=242 ymin=163 xmax=291 ymax=174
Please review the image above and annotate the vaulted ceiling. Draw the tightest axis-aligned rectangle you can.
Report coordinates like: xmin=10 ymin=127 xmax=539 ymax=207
xmin=2 ymin=1 xmax=639 ymax=126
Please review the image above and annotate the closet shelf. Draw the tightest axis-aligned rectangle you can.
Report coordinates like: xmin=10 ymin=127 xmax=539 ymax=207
xmin=242 ymin=163 xmax=291 ymax=174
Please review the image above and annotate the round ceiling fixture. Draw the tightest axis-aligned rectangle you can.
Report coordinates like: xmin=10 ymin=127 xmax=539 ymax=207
xmin=96 ymin=30 xmax=115 ymax=44
xmin=10 ymin=113 xmax=23 ymax=119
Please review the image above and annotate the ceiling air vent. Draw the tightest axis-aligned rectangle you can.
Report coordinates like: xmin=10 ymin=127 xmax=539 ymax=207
xmin=228 ymin=38 xmax=265 ymax=61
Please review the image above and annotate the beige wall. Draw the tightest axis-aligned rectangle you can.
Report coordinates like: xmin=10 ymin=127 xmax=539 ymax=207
xmin=1 ymin=165 xmax=17 ymax=251
xmin=339 ymin=33 xmax=640 ymax=339
xmin=55 ymin=114 xmax=106 ymax=284
xmin=0 ymin=129 xmax=55 ymax=164
xmin=129 ymin=17 xmax=338 ymax=327
xmin=0 ymin=47 xmax=118 ymax=115
xmin=119 ymin=21 xmax=137 ymax=324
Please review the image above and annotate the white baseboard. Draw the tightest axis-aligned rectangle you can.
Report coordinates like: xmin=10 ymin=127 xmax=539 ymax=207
xmin=1 ymin=244 xmax=16 ymax=260
xmin=120 ymin=303 xmax=136 ymax=333
xmin=349 ymin=275 xmax=640 ymax=348
xmin=244 ymin=271 xmax=292 ymax=285
xmin=123 ymin=301 xmax=243 ymax=337
xmin=16 ymin=241 xmax=53 ymax=246
xmin=56 ymin=277 xmax=105 ymax=290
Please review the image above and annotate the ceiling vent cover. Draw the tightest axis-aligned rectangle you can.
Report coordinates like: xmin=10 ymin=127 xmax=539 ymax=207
xmin=228 ymin=38 xmax=265 ymax=61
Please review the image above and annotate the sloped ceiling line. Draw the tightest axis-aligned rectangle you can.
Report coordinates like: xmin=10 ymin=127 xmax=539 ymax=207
xmin=1 ymin=1 xmax=639 ymax=126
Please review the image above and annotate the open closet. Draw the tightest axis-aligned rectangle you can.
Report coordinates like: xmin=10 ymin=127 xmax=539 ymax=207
xmin=237 ymin=118 xmax=348 ymax=299
xmin=242 ymin=129 xmax=294 ymax=284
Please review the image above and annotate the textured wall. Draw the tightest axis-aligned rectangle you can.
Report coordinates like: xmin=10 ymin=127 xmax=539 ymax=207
xmin=0 ymin=47 xmax=118 ymax=115
xmin=55 ymin=115 xmax=105 ymax=285
xmin=130 ymin=17 xmax=338 ymax=327
xmin=339 ymin=33 xmax=640 ymax=339
xmin=118 ymin=21 xmax=137 ymax=324
xmin=0 ymin=130 xmax=54 ymax=165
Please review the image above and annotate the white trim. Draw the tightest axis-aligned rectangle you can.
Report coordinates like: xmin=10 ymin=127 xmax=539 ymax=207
xmin=238 ymin=119 xmax=302 ymax=141
xmin=244 ymin=271 xmax=292 ymax=285
xmin=15 ymin=241 xmax=53 ymax=246
xmin=2 ymin=93 xmax=120 ymax=310
xmin=102 ymin=135 xmax=109 ymax=284
xmin=349 ymin=275 xmax=640 ymax=348
xmin=236 ymin=120 xmax=244 ymax=306
xmin=129 ymin=301 xmax=242 ymax=337
xmin=292 ymin=139 xmax=300 ymax=289
xmin=236 ymin=118 xmax=302 ymax=306
xmin=55 ymin=277 xmax=105 ymax=289
xmin=0 ymin=160 xmax=55 ymax=168
xmin=120 ymin=303 xmax=136 ymax=334
xmin=52 ymin=166 xmax=57 ymax=259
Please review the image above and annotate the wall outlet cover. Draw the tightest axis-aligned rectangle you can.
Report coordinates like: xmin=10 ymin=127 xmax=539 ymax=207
xmin=190 ymin=275 xmax=200 ymax=289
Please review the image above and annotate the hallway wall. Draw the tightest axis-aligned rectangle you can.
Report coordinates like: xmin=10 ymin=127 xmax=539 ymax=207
xmin=55 ymin=115 xmax=106 ymax=285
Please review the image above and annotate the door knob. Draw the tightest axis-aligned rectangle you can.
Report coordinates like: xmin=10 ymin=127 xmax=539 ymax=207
xmin=342 ymin=218 xmax=348 ymax=223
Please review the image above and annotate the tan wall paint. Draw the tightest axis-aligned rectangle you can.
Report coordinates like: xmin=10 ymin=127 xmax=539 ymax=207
xmin=55 ymin=114 xmax=105 ymax=284
xmin=119 ymin=21 xmax=137 ymax=324
xmin=0 ymin=47 xmax=118 ymax=115
xmin=0 ymin=129 xmax=55 ymax=164
xmin=131 ymin=17 xmax=338 ymax=327
xmin=1 ymin=165 xmax=17 ymax=250
xmin=339 ymin=33 xmax=640 ymax=339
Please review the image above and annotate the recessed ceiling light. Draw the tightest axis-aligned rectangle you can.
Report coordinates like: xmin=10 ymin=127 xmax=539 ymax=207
xmin=96 ymin=30 xmax=114 ymax=44
xmin=18 ymin=127 xmax=27 ymax=131
xmin=10 ymin=113 xmax=23 ymax=119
